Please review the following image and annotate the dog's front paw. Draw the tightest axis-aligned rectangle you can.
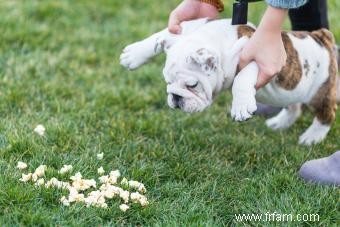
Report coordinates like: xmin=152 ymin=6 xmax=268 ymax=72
xmin=120 ymin=41 xmax=151 ymax=70
xmin=231 ymin=98 xmax=257 ymax=121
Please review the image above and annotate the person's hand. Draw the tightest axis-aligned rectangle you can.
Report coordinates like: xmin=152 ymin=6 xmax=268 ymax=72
xmin=168 ymin=0 xmax=219 ymax=34
xmin=239 ymin=28 xmax=287 ymax=89
xmin=239 ymin=6 xmax=288 ymax=89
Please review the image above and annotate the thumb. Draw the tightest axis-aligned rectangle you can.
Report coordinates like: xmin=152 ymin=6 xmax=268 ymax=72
xmin=168 ymin=12 xmax=182 ymax=34
xmin=238 ymin=49 xmax=253 ymax=70
xmin=255 ymin=70 xmax=272 ymax=89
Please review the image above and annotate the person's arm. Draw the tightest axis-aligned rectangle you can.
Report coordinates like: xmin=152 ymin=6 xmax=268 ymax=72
xmin=240 ymin=0 xmax=308 ymax=88
xmin=239 ymin=5 xmax=287 ymax=89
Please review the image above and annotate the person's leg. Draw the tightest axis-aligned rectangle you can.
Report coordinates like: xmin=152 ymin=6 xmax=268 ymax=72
xmin=289 ymin=0 xmax=329 ymax=31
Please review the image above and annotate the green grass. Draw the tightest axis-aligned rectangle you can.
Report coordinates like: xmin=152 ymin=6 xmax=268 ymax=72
xmin=0 ymin=0 xmax=339 ymax=226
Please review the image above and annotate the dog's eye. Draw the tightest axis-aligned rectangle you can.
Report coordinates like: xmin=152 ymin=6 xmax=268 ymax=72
xmin=187 ymin=82 xmax=198 ymax=89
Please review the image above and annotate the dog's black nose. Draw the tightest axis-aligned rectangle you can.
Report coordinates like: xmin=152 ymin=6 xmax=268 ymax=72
xmin=172 ymin=94 xmax=182 ymax=108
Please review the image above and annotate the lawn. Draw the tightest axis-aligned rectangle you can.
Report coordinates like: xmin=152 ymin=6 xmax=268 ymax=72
xmin=0 ymin=0 xmax=339 ymax=226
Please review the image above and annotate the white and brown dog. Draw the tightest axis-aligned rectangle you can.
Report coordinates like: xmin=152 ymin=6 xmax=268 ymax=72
xmin=120 ymin=18 xmax=339 ymax=145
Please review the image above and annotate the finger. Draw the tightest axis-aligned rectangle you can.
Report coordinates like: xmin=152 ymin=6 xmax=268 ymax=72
xmin=255 ymin=70 xmax=272 ymax=89
xmin=168 ymin=12 xmax=182 ymax=34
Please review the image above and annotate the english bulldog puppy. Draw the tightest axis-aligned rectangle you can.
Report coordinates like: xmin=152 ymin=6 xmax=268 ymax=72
xmin=120 ymin=18 xmax=339 ymax=145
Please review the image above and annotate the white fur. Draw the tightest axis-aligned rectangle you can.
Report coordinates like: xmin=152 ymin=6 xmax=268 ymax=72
xmin=120 ymin=19 xmax=334 ymax=145
xmin=231 ymin=61 xmax=258 ymax=121
xmin=266 ymin=104 xmax=302 ymax=130
xmin=299 ymin=118 xmax=331 ymax=145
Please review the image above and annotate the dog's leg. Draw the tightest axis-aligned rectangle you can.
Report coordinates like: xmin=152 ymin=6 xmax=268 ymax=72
xmin=299 ymin=48 xmax=337 ymax=145
xmin=120 ymin=29 xmax=178 ymax=70
xmin=299 ymin=117 xmax=331 ymax=145
xmin=266 ymin=104 xmax=302 ymax=130
xmin=231 ymin=61 xmax=258 ymax=121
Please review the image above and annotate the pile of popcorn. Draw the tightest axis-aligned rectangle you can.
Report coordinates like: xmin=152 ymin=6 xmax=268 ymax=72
xmin=17 ymin=157 xmax=149 ymax=212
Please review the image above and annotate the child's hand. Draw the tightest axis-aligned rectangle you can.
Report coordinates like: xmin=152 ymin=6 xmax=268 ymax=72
xmin=168 ymin=0 xmax=219 ymax=34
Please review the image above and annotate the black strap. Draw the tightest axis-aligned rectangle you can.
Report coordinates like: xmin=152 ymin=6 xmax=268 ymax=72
xmin=231 ymin=0 xmax=263 ymax=25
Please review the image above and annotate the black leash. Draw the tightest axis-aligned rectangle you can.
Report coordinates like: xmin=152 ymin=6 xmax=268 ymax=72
xmin=232 ymin=0 xmax=263 ymax=25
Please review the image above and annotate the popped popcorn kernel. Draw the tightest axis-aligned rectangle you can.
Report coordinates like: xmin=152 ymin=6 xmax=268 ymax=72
xmin=119 ymin=189 xmax=130 ymax=203
xmin=70 ymin=172 xmax=82 ymax=181
xmin=119 ymin=204 xmax=129 ymax=212
xmin=130 ymin=192 xmax=148 ymax=206
xmin=20 ymin=173 xmax=32 ymax=182
xmin=34 ymin=124 xmax=45 ymax=136
xmin=34 ymin=165 xmax=47 ymax=177
xmin=72 ymin=179 xmax=96 ymax=191
xmin=102 ymin=185 xmax=121 ymax=199
xmin=98 ymin=175 xmax=109 ymax=184
xmin=108 ymin=170 xmax=121 ymax=184
xmin=45 ymin=177 xmax=70 ymax=189
xmin=32 ymin=173 xmax=38 ymax=182
xmin=97 ymin=166 xmax=105 ymax=175
xmin=96 ymin=153 xmax=104 ymax=160
xmin=120 ymin=177 xmax=128 ymax=187
xmin=17 ymin=161 xmax=28 ymax=170
xmin=59 ymin=165 xmax=73 ymax=174
xmin=35 ymin=178 xmax=45 ymax=187
xmin=84 ymin=190 xmax=106 ymax=207
xmin=60 ymin=196 xmax=70 ymax=206
xmin=128 ymin=180 xmax=146 ymax=193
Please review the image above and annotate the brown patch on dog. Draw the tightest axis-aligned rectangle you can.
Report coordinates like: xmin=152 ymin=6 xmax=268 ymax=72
xmin=309 ymin=29 xmax=338 ymax=124
xmin=291 ymin=31 xmax=309 ymax=39
xmin=309 ymin=29 xmax=334 ymax=47
xmin=237 ymin=25 xmax=255 ymax=38
xmin=275 ymin=32 xmax=303 ymax=90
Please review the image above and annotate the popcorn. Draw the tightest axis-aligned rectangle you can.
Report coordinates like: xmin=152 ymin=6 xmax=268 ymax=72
xmin=32 ymin=173 xmax=38 ymax=182
xmin=45 ymin=177 xmax=70 ymax=189
xmin=120 ymin=177 xmax=128 ymax=187
xmin=96 ymin=153 xmax=104 ymax=160
xmin=20 ymin=173 xmax=32 ymax=182
xmin=97 ymin=166 xmax=105 ymax=175
xmin=119 ymin=189 xmax=130 ymax=203
xmin=60 ymin=196 xmax=70 ymax=206
xmin=139 ymin=196 xmax=149 ymax=207
xmin=70 ymin=172 xmax=82 ymax=181
xmin=58 ymin=165 xmax=73 ymax=174
xmin=34 ymin=124 xmax=45 ymax=136
xmin=128 ymin=180 xmax=146 ymax=193
xmin=119 ymin=204 xmax=129 ymax=212
xmin=67 ymin=189 xmax=84 ymax=203
xmin=130 ymin=192 xmax=149 ymax=206
xmin=84 ymin=190 xmax=106 ymax=208
xmin=72 ymin=179 xmax=96 ymax=191
xmin=108 ymin=170 xmax=121 ymax=184
xmin=98 ymin=175 xmax=109 ymax=184
xmin=34 ymin=165 xmax=47 ymax=177
xmin=35 ymin=178 xmax=45 ymax=187
xmin=17 ymin=161 xmax=28 ymax=170
xmin=101 ymin=185 xmax=121 ymax=199
xmin=17 ymin=164 xmax=149 ymax=211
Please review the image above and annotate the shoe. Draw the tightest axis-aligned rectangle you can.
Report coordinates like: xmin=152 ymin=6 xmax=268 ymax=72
xmin=255 ymin=103 xmax=282 ymax=117
xmin=299 ymin=151 xmax=340 ymax=186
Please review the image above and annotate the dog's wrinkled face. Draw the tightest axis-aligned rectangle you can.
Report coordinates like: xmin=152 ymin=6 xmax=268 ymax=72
xmin=163 ymin=44 xmax=220 ymax=113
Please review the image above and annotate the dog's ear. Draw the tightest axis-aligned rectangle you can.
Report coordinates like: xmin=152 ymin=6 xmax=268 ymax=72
xmin=187 ymin=48 xmax=219 ymax=75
